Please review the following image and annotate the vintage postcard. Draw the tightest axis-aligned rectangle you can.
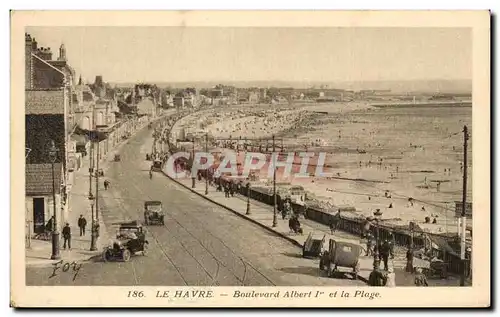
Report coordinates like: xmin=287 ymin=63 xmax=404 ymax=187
xmin=11 ymin=10 xmax=490 ymax=308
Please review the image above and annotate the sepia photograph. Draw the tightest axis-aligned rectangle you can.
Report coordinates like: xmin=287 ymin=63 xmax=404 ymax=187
xmin=10 ymin=10 xmax=490 ymax=307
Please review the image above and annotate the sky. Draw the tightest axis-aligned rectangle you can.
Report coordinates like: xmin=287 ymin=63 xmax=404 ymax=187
xmin=26 ymin=27 xmax=472 ymax=84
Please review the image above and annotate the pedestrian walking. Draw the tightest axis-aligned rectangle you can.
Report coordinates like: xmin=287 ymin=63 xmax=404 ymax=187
xmin=385 ymin=267 xmax=396 ymax=287
xmin=78 ymin=215 xmax=87 ymax=236
xmin=388 ymin=232 xmax=395 ymax=259
xmin=104 ymin=179 xmax=110 ymax=190
xmin=62 ymin=223 xmax=72 ymax=250
xmin=45 ymin=216 xmax=54 ymax=233
xmin=365 ymin=233 xmax=374 ymax=256
xmin=368 ymin=261 xmax=388 ymax=286
xmin=329 ymin=211 xmax=341 ymax=234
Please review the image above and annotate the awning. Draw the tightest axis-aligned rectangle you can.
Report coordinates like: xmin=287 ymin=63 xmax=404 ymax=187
xmin=71 ymin=134 xmax=88 ymax=146
xmin=74 ymin=125 xmax=108 ymax=142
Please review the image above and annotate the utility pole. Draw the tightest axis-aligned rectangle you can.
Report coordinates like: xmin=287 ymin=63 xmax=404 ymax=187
xmin=152 ymin=130 xmax=156 ymax=158
xmin=95 ymin=133 xmax=100 ymax=222
xmin=460 ymin=125 xmax=469 ymax=286
xmin=89 ymin=102 xmax=98 ymax=249
xmin=272 ymin=135 xmax=278 ymax=227
xmin=205 ymin=133 xmax=209 ymax=195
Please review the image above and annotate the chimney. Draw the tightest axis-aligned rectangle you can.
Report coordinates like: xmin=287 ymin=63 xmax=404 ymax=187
xmin=25 ymin=33 xmax=33 ymax=89
xmin=95 ymin=75 xmax=103 ymax=87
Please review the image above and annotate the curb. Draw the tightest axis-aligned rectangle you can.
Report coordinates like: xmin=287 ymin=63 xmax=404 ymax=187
xmin=161 ymin=172 xmax=370 ymax=284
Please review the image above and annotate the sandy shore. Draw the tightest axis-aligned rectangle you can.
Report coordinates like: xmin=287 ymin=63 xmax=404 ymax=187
xmin=170 ymin=101 xmax=471 ymax=235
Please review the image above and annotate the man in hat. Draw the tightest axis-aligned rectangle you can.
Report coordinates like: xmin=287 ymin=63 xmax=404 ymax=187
xmin=368 ymin=261 xmax=387 ymax=286
xmin=379 ymin=238 xmax=392 ymax=271
xmin=365 ymin=233 xmax=374 ymax=256
xmin=329 ymin=211 xmax=341 ymax=234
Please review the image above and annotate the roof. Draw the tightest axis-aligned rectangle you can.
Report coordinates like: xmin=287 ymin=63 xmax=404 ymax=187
xmin=26 ymin=163 xmax=62 ymax=196
xmin=26 ymin=90 xmax=65 ymax=114
xmin=145 ymin=201 xmax=162 ymax=205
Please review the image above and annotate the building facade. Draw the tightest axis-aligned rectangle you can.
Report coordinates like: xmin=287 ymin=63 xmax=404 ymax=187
xmin=25 ymin=33 xmax=77 ymax=236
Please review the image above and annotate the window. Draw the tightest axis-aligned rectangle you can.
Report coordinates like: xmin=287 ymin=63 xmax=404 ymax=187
xmin=82 ymin=116 xmax=90 ymax=130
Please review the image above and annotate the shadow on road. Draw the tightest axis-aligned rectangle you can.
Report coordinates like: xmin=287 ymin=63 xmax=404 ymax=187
xmin=326 ymin=271 xmax=358 ymax=281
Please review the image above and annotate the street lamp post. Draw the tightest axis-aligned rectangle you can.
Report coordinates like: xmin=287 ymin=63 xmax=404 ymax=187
xmin=48 ymin=141 xmax=61 ymax=260
xmin=246 ymin=182 xmax=251 ymax=215
xmin=89 ymin=194 xmax=97 ymax=251
xmin=205 ymin=133 xmax=209 ymax=195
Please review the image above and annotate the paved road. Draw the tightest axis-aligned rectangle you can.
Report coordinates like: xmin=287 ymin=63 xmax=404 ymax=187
xmin=26 ymin=127 xmax=365 ymax=286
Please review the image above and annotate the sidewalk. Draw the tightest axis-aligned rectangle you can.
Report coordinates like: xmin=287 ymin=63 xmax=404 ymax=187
xmin=25 ymin=115 xmax=167 ymax=267
xmin=25 ymin=155 xmax=109 ymax=267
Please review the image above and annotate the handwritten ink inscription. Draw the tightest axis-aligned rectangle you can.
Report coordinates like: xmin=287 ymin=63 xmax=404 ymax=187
xmin=49 ymin=260 xmax=82 ymax=281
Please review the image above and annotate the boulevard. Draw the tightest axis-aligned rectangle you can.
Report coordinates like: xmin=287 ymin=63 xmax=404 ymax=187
xmin=26 ymin=124 xmax=365 ymax=286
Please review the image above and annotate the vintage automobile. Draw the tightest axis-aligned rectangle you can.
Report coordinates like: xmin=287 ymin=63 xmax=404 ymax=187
xmin=151 ymin=159 xmax=163 ymax=172
xmin=114 ymin=153 xmax=121 ymax=162
xmin=95 ymin=168 xmax=104 ymax=177
xmin=302 ymin=232 xmax=326 ymax=259
xmin=102 ymin=221 xmax=149 ymax=262
xmin=144 ymin=201 xmax=165 ymax=225
xmin=319 ymin=239 xmax=363 ymax=280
